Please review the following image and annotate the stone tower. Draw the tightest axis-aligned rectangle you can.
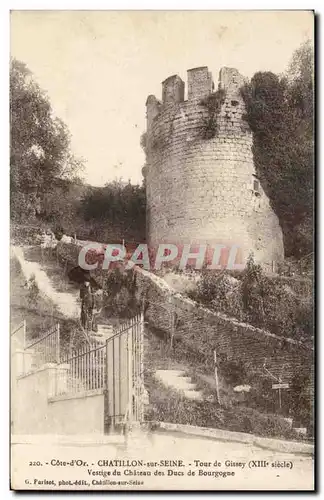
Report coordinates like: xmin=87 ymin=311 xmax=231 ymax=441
xmin=143 ymin=66 xmax=284 ymax=268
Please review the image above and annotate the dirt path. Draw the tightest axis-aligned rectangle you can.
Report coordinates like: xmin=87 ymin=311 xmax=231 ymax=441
xmin=11 ymin=246 xmax=80 ymax=319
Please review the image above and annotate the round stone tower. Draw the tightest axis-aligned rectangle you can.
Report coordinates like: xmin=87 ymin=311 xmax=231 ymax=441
xmin=143 ymin=66 xmax=284 ymax=268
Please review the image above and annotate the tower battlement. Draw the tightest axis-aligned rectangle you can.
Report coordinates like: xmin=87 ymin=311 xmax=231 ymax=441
xmin=146 ymin=66 xmax=248 ymax=132
xmin=143 ymin=66 xmax=284 ymax=268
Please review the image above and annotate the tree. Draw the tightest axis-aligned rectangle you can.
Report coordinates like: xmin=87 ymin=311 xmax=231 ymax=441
xmin=10 ymin=58 xmax=83 ymax=221
xmin=78 ymin=178 xmax=146 ymax=241
xmin=241 ymin=40 xmax=314 ymax=257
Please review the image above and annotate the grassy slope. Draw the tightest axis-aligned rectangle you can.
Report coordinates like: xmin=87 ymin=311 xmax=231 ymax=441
xmin=144 ymin=328 xmax=306 ymax=442
xmin=10 ymin=255 xmax=62 ymax=342
xmin=10 ymin=252 xmax=84 ymax=356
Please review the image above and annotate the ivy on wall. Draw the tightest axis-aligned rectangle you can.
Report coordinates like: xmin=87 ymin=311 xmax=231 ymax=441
xmin=200 ymin=89 xmax=226 ymax=139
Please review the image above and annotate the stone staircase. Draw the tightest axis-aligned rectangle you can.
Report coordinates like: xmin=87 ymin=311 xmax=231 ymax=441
xmin=155 ymin=369 xmax=203 ymax=401
xmin=90 ymin=324 xmax=114 ymax=345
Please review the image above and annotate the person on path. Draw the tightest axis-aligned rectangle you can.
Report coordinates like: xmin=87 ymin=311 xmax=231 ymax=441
xmin=80 ymin=277 xmax=94 ymax=331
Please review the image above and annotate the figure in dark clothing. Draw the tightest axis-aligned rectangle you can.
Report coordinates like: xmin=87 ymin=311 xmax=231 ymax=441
xmin=80 ymin=279 xmax=94 ymax=331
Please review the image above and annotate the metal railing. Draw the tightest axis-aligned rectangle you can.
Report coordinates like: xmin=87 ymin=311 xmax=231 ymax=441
xmin=11 ymin=320 xmax=26 ymax=348
xmin=25 ymin=324 xmax=60 ymax=368
xmin=56 ymin=341 xmax=106 ymax=396
xmin=52 ymin=314 xmax=145 ymax=429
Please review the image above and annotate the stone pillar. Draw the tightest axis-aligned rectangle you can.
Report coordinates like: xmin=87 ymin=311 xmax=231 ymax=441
xmin=14 ymin=348 xmax=34 ymax=377
xmin=187 ymin=67 xmax=213 ymax=100
xmin=162 ymin=75 xmax=185 ymax=104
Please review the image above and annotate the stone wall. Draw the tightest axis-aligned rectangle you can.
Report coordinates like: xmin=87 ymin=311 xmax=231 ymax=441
xmin=144 ymin=66 xmax=284 ymax=269
xmin=134 ymin=267 xmax=312 ymax=385
xmin=12 ymin=357 xmax=105 ymax=435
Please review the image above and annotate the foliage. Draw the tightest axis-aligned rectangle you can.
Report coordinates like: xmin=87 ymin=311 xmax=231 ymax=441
xmin=10 ymin=58 xmax=84 ymax=222
xmin=145 ymin=370 xmax=300 ymax=440
xmin=218 ymin=356 xmax=247 ymax=386
xmin=99 ymin=267 xmax=139 ymax=318
xmin=78 ymin=179 xmax=146 ymax=240
xmin=190 ymin=270 xmax=245 ymax=320
xmin=53 ymin=225 xmax=64 ymax=241
xmin=188 ymin=254 xmax=313 ymax=341
xmin=241 ymin=40 xmax=314 ymax=257
xmin=200 ymin=89 xmax=226 ymax=139
xmin=140 ymin=132 xmax=148 ymax=154
xmin=289 ymin=372 xmax=313 ymax=429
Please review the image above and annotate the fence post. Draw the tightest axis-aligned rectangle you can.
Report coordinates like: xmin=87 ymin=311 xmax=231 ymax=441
xmin=169 ymin=294 xmax=175 ymax=349
xmin=56 ymin=324 xmax=60 ymax=363
xmin=104 ymin=339 xmax=111 ymax=434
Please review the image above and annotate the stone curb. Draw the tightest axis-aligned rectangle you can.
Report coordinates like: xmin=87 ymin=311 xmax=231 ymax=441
xmin=154 ymin=422 xmax=314 ymax=456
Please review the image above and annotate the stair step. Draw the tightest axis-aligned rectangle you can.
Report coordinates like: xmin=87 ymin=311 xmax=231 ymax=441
xmin=183 ymin=390 xmax=203 ymax=401
xmin=156 ymin=369 xmax=185 ymax=377
xmin=91 ymin=336 xmax=106 ymax=344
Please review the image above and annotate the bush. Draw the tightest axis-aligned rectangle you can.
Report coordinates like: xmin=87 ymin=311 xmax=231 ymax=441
xmin=100 ymin=267 xmax=140 ymax=318
xmin=145 ymin=371 xmax=300 ymax=440
xmin=189 ymin=254 xmax=313 ymax=342
xmin=190 ymin=270 xmax=245 ymax=320
xmin=218 ymin=356 xmax=247 ymax=386
xmin=289 ymin=372 xmax=313 ymax=429
xmin=78 ymin=179 xmax=146 ymax=240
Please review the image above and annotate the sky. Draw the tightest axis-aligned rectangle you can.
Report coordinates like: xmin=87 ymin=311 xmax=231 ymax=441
xmin=10 ymin=10 xmax=313 ymax=186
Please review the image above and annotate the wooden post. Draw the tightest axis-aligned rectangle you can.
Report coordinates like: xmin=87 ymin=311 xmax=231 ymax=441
xmin=278 ymin=386 xmax=282 ymax=411
xmin=169 ymin=294 xmax=174 ymax=349
xmin=213 ymin=350 xmax=221 ymax=405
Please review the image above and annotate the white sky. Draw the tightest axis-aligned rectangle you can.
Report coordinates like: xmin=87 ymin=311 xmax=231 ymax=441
xmin=10 ymin=10 xmax=313 ymax=186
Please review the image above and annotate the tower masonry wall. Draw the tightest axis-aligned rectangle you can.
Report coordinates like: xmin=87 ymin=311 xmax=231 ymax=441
xmin=144 ymin=66 xmax=284 ymax=268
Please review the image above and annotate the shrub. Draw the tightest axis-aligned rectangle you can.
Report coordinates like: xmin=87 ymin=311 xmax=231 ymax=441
xmin=145 ymin=371 xmax=299 ymax=440
xmin=189 ymin=254 xmax=313 ymax=342
xmin=218 ymin=356 xmax=247 ymax=386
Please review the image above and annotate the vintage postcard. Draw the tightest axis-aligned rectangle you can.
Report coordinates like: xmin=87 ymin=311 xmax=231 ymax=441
xmin=10 ymin=10 xmax=315 ymax=491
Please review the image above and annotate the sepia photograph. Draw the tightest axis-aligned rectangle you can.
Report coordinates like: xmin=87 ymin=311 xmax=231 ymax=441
xmin=9 ymin=9 xmax=315 ymax=491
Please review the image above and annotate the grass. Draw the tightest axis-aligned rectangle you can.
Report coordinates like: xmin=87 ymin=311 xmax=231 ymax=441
xmin=10 ymin=253 xmax=85 ymax=355
xmin=143 ymin=328 xmax=311 ymax=441
xmin=23 ymin=246 xmax=79 ymax=295
xmin=10 ymin=255 xmax=61 ymax=341
xmin=144 ymin=369 xmax=303 ymax=442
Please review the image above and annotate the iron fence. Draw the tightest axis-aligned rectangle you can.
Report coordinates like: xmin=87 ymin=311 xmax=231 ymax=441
xmin=52 ymin=314 xmax=145 ymax=429
xmin=11 ymin=320 xmax=26 ymax=348
xmin=56 ymin=341 xmax=106 ymax=396
xmin=25 ymin=324 xmax=60 ymax=368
